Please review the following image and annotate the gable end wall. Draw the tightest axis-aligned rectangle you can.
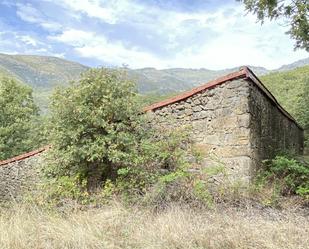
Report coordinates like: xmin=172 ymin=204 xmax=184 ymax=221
xmin=148 ymin=78 xmax=253 ymax=181
xmin=149 ymin=78 xmax=304 ymax=182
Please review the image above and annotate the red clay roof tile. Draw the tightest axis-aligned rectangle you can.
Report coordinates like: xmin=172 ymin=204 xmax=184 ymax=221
xmin=0 ymin=145 xmax=50 ymax=166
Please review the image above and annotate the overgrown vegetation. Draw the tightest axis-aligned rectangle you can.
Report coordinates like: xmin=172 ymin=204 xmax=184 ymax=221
xmin=257 ymin=155 xmax=309 ymax=199
xmin=45 ymin=68 xmax=143 ymax=190
xmin=43 ymin=69 xmax=204 ymax=207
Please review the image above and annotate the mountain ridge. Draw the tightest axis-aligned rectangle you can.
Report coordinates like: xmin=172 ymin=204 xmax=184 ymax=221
xmin=0 ymin=53 xmax=308 ymax=94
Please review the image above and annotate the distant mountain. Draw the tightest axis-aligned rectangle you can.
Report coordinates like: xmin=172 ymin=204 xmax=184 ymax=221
xmin=0 ymin=53 xmax=308 ymax=111
xmin=129 ymin=66 xmax=270 ymax=94
xmin=130 ymin=58 xmax=308 ymax=94
xmin=0 ymin=53 xmax=89 ymax=112
xmin=0 ymin=53 xmax=271 ymax=95
xmin=277 ymin=57 xmax=309 ymax=71
xmin=0 ymin=53 xmax=88 ymax=89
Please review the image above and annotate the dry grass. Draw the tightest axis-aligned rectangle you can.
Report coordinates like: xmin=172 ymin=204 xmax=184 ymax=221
xmin=0 ymin=202 xmax=308 ymax=249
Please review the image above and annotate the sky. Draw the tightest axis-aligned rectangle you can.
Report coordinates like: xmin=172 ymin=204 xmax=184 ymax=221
xmin=0 ymin=0 xmax=308 ymax=70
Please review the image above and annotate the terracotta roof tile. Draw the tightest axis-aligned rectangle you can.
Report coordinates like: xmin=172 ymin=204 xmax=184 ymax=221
xmin=0 ymin=145 xmax=50 ymax=166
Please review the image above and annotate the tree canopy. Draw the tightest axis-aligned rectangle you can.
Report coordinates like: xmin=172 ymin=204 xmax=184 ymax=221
xmin=46 ymin=69 xmax=144 ymax=188
xmin=239 ymin=0 xmax=309 ymax=51
xmin=0 ymin=77 xmax=40 ymax=160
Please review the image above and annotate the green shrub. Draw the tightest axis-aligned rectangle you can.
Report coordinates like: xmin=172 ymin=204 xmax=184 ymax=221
xmin=103 ymin=127 xmax=198 ymax=204
xmin=140 ymin=162 xmax=230 ymax=209
xmin=35 ymin=125 xmax=204 ymax=208
xmin=45 ymin=68 xmax=151 ymax=190
xmin=258 ymin=155 xmax=309 ymax=198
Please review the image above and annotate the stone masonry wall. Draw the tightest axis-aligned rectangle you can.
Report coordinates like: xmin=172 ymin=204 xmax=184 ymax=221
xmin=148 ymin=79 xmax=253 ymax=182
xmin=0 ymin=153 xmax=43 ymax=201
xmin=148 ymin=78 xmax=304 ymax=182
xmin=248 ymin=81 xmax=304 ymax=169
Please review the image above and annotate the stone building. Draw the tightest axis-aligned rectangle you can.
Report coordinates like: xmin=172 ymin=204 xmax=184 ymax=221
xmin=0 ymin=67 xmax=304 ymax=199
xmin=144 ymin=67 xmax=304 ymax=181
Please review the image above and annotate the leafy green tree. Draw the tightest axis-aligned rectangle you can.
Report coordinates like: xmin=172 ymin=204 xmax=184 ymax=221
xmin=239 ymin=0 xmax=309 ymax=51
xmin=0 ymin=77 xmax=40 ymax=160
xmin=46 ymin=69 xmax=145 ymax=190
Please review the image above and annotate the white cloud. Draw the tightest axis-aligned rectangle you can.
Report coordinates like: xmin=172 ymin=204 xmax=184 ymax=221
xmin=50 ymin=29 xmax=91 ymax=46
xmin=19 ymin=35 xmax=38 ymax=46
xmin=16 ymin=3 xmax=42 ymax=23
xmin=16 ymin=3 xmax=62 ymax=31
xmin=0 ymin=31 xmax=61 ymax=58
xmin=50 ymin=29 xmax=163 ymax=68
xmin=44 ymin=0 xmax=308 ymax=69
xmin=51 ymin=0 xmax=134 ymax=24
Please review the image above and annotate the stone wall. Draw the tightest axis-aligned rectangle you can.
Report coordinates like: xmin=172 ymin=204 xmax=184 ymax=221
xmin=148 ymin=79 xmax=253 ymax=181
xmin=0 ymin=153 xmax=43 ymax=201
xmin=148 ymin=77 xmax=304 ymax=182
xmin=248 ymin=81 xmax=304 ymax=169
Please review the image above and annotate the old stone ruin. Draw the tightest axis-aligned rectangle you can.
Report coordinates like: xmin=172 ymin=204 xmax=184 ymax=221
xmin=0 ymin=67 xmax=304 ymax=200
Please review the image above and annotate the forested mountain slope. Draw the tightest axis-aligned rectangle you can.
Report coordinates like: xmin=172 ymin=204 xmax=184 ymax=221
xmin=0 ymin=53 xmax=89 ymax=111
xmin=0 ymin=53 xmax=88 ymax=89
xmin=0 ymin=53 xmax=271 ymax=95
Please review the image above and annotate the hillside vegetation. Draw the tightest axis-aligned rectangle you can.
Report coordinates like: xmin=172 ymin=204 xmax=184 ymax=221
xmin=0 ymin=54 xmax=89 ymax=112
xmin=0 ymin=53 xmax=88 ymax=89
xmin=261 ymin=66 xmax=309 ymax=144
xmin=0 ymin=53 xmax=271 ymax=95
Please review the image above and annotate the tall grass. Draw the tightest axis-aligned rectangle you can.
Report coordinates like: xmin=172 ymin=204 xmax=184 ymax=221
xmin=0 ymin=202 xmax=308 ymax=249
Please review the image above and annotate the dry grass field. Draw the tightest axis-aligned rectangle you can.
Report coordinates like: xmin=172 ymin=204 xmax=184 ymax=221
xmin=0 ymin=202 xmax=308 ymax=249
